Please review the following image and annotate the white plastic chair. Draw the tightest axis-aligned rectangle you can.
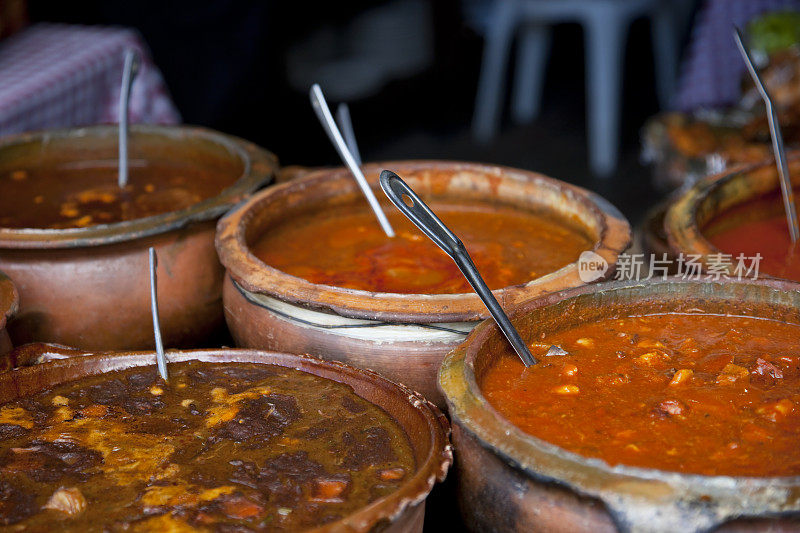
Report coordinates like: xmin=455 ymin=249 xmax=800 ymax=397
xmin=472 ymin=0 xmax=681 ymax=177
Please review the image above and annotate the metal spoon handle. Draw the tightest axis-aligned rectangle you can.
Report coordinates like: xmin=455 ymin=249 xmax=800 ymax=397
xmin=379 ymin=170 xmax=536 ymax=367
xmin=734 ymin=26 xmax=800 ymax=242
xmin=310 ymin=84 xmax=395 ymax=238
xmin=148 ymin=247 xmax=168 ymax=381
xmin=118 ymin=49 xmax=141 ymax=189
xmin=336 ymin=103 xmax=362 ymax=166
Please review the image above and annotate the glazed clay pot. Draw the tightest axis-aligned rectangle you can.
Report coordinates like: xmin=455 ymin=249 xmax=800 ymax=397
xmin=664 ymin=154 xmax=800 ymax=271
xmin=0 ymin=347 xmax=452 ymax=533
xmin=439 ymin=278 xmax=800 ymax=533
xmin=0 ymin=125 xmax=277 ymax=350
xmin=216 ymin=161 xmax=631 ymax=407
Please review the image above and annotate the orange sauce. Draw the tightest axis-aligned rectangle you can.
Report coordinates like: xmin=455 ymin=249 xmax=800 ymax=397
xmin=482 ymin=314 xmax=800 ymax=476
xmin=250 ymin=200 xmax=594 ymax=294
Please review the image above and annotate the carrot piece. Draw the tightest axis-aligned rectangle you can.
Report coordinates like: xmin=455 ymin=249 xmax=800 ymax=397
xmin=311 ymin=479 xmax=349 ymax=501
xmin=378 ymin=468 xmax=406 ymax=481
xmin=222 ymin=495 xmax=263 ymax=519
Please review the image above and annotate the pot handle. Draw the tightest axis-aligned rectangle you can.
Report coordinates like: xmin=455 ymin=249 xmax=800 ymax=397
xmin=1 ymin=342 xmax=96 ymax=371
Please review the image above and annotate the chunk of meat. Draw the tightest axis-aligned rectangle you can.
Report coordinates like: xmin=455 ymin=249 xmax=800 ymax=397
xmin=752 ymin=358 xmax=784 ymax=379
xmin=654 ymin=400 xmax=687 ymax=418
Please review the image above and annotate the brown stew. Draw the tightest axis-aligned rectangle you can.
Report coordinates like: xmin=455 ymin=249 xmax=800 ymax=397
xmin=704 ymin=191 xmax=800 ymax=282
xmin=0 ymin=163 xmax=236 ymax=229
xmin=0 ymin=361 xmax=415 ymax=530
xmin=482 ymin=313 xmax=800 ymax=476
xmin=251 ymin=200 xmax=593 ymax=294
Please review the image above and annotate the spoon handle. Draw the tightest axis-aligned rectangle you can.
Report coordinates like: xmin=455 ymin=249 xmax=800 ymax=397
xmin=336 ymin=103 xmax=362 ymax=166
xmin=734 ymin=26 xmax=800 ymax=242
xmin=379 ymin=170 xmax=536 ymax=367
xmin=148 ymin=247 xmax=168 ymax=381
xmin=310 ymin=84 xmax=395 ymax=237
xmin=118 ymin=49 xmax=140 ymax=189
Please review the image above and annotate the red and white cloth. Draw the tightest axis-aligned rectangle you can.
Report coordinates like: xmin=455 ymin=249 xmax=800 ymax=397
xmin=0 ymin=23 xmax=180 ymax=136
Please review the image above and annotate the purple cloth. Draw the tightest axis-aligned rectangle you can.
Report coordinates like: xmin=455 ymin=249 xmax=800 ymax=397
xmin=0 ymin=23 xmax=180 ymax=136
xmin=675 ymin=0 xmax=800 ymax=111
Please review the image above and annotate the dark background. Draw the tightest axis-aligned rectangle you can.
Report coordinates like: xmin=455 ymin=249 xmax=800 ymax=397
xmin=28 ymin=0 xmax=695 ymax=226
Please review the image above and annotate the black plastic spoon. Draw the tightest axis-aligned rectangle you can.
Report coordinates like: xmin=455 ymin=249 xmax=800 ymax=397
xmin=379 ymin=170 xmax=536 ymax=367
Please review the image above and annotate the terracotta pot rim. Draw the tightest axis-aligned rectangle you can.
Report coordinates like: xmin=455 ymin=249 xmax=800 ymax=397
xmin=216 ymin=160 xmax=632 ymax=322
xmin=0 ymin=347 xmax=452 ymax=533
xmin=439 ymin=277 xmax=800 ymax=530
xmin=664 ymin=153 xmax=799 ymax=263
xmin=0 ymin=125 xmax=278 ymax=249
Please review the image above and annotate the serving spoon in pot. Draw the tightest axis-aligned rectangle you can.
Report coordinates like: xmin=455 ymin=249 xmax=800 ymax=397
xmin=148 ymin=247 xmax=168 ymax=381
xmin=379 ymin=170 xmax=537 ymax=367
xmin=734 ymin=26 xmax=800 ymax=242
xmin=310 ymin=84 xmax=395 ymax=238
xmin=118 ymin=49 xmax=140 ymax=189
xmin=336 ymin=103 xmax=362 ymax=166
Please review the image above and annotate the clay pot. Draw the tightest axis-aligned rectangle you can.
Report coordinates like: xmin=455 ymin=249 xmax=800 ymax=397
xmin=0 ymin=125 xmax=277 ymax=350
xmin=439 ymin=278 xmax=800 ymax=533
xmin=637 ymin=196 xmax=684 ymax=276
xmin=0 ymin=346 xmax=451 ymax=532
xmin=216 ymin=161 xmax=631 ymax=406
xmin=0 ymin=272 xmax=18 ymax=360
xmin=664 ymin=154 xmax=800 ymax=268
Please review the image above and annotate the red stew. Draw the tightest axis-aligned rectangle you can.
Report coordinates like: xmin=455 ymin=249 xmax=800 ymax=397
xmin=705 ymin=191 xmax=800 ymax=281
xmin=482 ymin=314 xmax=800 ymax=476
xmin=251 ymin=200 xmax=593 ymax=294
xmin=0 ymin=162 xmax=237 ymax=229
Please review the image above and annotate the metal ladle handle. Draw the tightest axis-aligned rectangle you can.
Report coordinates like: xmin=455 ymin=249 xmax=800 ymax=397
xmin=310 ymin=84 xmax=395 ymax=238
xmin=733 ymin=26 xmax=800 ymax=242
xmin=118 ymin=49 xmax=140 ymax=189
xmin=379 ymin=170 xmax=536 ymax=367
xmin=149 ymin=247 xmax=168 ymax=381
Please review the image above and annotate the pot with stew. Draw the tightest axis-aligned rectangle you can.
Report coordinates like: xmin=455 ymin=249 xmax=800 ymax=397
xmin=0 ymin=125 xmax=277 ymax=350
xmin=665 ymin=154 xmax=800 ymax=281
xmin=215 ymin=160 xmax=631 ymax=406
xmin=440 ymin=277 xmax=800 ymax=532
xmin=0 ymin=347 xmax=451 ymax=531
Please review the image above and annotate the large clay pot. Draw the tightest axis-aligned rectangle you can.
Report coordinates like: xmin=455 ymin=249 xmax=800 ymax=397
xmin=0 ymin=346 xmax=452 ymax=532
xmin=0 ymin=125 xmax=277 ymax=350
xmin=216 ymin=161 xmax=631 ymax=407
xmin=439 ymin=278 xmax=800 ymax=533
xmin=664 ymin=154 xmax=800 ymax=271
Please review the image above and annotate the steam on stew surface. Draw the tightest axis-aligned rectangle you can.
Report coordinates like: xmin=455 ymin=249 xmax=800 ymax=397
xmin=0 ymin=163 xmax=235 ymax=229
xmin=252 ymin=200 xmax=594 ymax=294
xmin=483 ymin=314 xmax=800 ymax=476
xmin=0 ymin=362 xmax=415 ymax=530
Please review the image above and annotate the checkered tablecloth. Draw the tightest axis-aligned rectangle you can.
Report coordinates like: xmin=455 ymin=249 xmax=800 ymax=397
xmin=675 ymin=0 xmax=800 ymax=111
xmin=0 ymin=23 xmax=180 ymax=136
